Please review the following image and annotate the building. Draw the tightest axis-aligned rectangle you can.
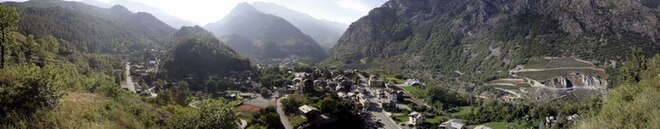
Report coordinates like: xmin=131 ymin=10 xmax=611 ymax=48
xmin=404 ymin=79 xmax=424 ymax=86
xmin=408 ymin=111 xmax=425 ymax=126
xmin=440 ymin=119 xmax=465 ymax=129
xmin=299 ymin=105 xmax=321 ymax=121
xmin=368 ymin=75 xmax=385 ymax=87
xmin=388 ymin=91 xmax=402 ymax=103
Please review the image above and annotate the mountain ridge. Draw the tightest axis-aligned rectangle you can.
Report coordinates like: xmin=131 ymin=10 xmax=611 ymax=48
xmin=251 ymin=2 xmax=348 ymax=50
xmin=205 ymin=3 xmax=327 ymax=63
xmin=6 ymin=0 xmax=177 ymax=53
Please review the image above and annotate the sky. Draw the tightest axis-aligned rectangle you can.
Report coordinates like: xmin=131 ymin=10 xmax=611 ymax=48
xmin=1 ymin=0 xmax=388 ymax=25
xmin=81 ymin=0 xmax=388 ymax=25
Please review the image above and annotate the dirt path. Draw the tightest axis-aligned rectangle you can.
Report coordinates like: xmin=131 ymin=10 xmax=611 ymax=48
xmin=494 ymin=87 xmax=522 ymax=99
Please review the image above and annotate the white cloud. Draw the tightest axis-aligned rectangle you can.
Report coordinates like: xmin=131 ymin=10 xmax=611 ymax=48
xmin=335 ymin=0 xmax=371 ymax=13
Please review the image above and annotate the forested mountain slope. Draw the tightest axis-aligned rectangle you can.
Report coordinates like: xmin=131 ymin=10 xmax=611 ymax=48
xmin=163 ymin=26 xmax=254 ymax=80
xmin=5 ymin=0 xmax=176 ymax=53
xmin=328 ymin=0 xmax=660 ymax=82
xmin=205 ymin=3 xmax=327 ymax=63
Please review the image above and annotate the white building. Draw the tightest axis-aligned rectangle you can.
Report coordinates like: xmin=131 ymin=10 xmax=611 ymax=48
xmin=408 ymin=111 xmax=425 ymax=126
xmin=440 ymin=119 xmax=465 ymax=129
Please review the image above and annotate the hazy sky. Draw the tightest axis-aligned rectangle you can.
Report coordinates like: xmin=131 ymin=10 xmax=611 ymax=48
xmin=1 ymin=0 xmax=388 ymax=25
xmin=92 ymin=0 xmax=388 ymax=25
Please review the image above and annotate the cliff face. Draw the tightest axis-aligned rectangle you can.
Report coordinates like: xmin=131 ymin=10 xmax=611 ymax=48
xmin=328 ymin=0 xmax=659 ymax=81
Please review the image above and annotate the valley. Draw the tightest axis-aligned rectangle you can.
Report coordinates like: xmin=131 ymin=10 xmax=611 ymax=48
xmin=0 ymin=0 xmax=658 ymax=129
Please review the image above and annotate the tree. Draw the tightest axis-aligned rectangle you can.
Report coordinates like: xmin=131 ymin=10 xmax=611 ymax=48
xmin=281 ymin=93 xmax=306 ymax=113
xmin=259 ymin=87 xmax=270 ymax=97
xmin=248 ymin=106 xmax=284 ymax=129
xmin=620 ymin=48 xmax=648 ymax=84
xmin=0 ymin=65 xmax=65 ymax=124
xmin=0 ymin=3 xmax=19 ymax=68
xmin=165 ymin=99 xmax=239 ymax=129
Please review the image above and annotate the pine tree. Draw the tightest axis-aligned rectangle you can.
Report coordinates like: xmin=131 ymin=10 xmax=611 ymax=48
xmin=0 ymin=4 xmax=19 ymax=68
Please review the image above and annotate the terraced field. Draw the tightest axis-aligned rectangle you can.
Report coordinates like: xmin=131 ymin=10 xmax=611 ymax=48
xmin=524 ymin=57 xmax=594 ymax=69
xmin=517 ymin=69 xmax=605 ymax=81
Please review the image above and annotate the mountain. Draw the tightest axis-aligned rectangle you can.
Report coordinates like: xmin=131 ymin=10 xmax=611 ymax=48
xmin=251 ymin=2 xmax=348 ymax=50
xmin=328 ymin=0 xmax=660 ymax=81
xmin=5 ymin=0 xmax=176 ymax=53
xmin=163 ymin=26 xmax=253 ymax=80
xmin=205 ymin=3 xmax=327 ymax=63
xmin=80 ymin=0 xmax=197 ymax=28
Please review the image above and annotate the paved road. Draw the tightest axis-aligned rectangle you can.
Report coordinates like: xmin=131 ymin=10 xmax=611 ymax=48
xmin=357 ymin=73 xmax=400 ymax=129
xmin=276 ymin=98 xmax=294 ymax=129
xmin=120 ymin=63 xmax=136 ymax=93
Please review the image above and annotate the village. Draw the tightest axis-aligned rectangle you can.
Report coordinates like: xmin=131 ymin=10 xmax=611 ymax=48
xmin=225 ymin=68 xmax=477 ymax=129
xmin=116 ymin=51 xmax=593 ymax=129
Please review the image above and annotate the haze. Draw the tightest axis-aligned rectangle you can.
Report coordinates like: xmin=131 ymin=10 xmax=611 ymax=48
xmin=0 ymin=0 xmax=387 ymax=25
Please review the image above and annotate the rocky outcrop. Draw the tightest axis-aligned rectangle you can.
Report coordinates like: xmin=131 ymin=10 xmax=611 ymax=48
xmin=542 ymin=74 xmax=607 ymax=89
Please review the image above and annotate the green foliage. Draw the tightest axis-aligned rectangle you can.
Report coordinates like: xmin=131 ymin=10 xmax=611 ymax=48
xmin=0 ymin=65 xmax=65 ymax=124
xmin=620 ymin=48 xmax=648 ymax=83
xmin=7 ymin=0 xmax=176 ymax=53
xmin=578 ymin=54 xmax=660 ymax=129
xmin=165 ymin=99 xmax=239 ymax=129
xmin=247 ymin=106 xmax=284 ymax=129
xmin=162 ymin=37 xmax=252 ymax=80
xmin=0 ymin=3 xmax=20 ymax=68
xmin=281 ymin=93 xmax=307 ymax=114
xmin=259 ymin=67 xmax=292 ymax=88
xmin=426 ymin=85 xmax=473 ymax=109
xmin=157 ymin=81 xmax=190 ymax=106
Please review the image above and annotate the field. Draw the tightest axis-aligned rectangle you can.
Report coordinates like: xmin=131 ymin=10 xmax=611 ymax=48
xmin=545 ymin=58 xmax=594 ymax=68
xmin=394 ymin=115 xmax=409 ymax=123
xmin=289 ymin=115 xmax=306 ymax=127
xmin=449 ymin=106 xmax=473 ymax=117
xmin=401 ymin=86 xmax=426 ymax=98
xmin=524 ymin=59 xmax=551 ymax=69
xmin=425 ymin=115 xmax=449 ymax=124
xmin=524 ymin=58 xmax=593 ymax=69
xmin=517 ymin=69 xmax=604 ymax=81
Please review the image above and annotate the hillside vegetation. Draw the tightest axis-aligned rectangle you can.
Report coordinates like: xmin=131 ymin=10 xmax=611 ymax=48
xmin=6 ymin=0 xmax=176 ymax=53
xmin=162 ymin=28 xmax=254 ymax=80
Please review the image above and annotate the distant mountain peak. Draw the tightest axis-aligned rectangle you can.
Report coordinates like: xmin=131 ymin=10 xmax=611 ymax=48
xmin=205 ymin=2 xmax=328 ymax=63
xmin=109 ymin=5 xmax=131 ymax=14
xmin=232 ymin=2 xmax=259 ymax=13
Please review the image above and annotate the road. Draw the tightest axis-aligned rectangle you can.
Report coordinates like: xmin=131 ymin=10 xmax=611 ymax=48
xmin=276 ymin=98 xmax=294 ymax=129
xmin=120 ymin=63 xmax=136 ymax=93
xmin=357 ymin=73 xmax=401 ymax=129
